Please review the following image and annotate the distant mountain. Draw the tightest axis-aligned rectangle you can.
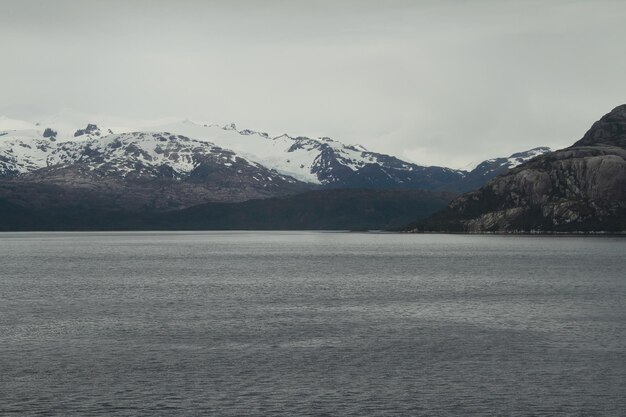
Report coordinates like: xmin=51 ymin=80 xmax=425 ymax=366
xmin=457 ymin=147 xmax=551 ymax=191
xmin=0 ymin=131 xmax=311 ymax=210
xmin=407 ymin=105 xmax=626 ymax=233
xmin=416 ymin=146 xmax=554 ymax=193
xmin=128 ymin=120 xmax=467 ymax=190
xmin=0 ymin=117 xmax=550 ymax=205
xmin=0 ymin=189 xmax=453 ymax=231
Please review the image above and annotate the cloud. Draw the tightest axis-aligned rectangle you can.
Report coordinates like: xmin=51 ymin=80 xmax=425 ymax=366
xmin=1 ymin=0 xmax=625 ymax=167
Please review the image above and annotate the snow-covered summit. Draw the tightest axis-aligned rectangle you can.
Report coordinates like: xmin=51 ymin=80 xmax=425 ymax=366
xmin=478 ymin=147 xmax=552 ymax=174
xmin=140 ymin=119 xmax=463 ymax=187
xmin=0 ymin=115 xmax=551 ymax=193
xmin=506 ymin=147 xmax=552 ymax=168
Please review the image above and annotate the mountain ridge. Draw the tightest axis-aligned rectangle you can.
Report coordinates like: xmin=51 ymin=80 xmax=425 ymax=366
xmin=0 ymin=116 xmax=551 ymax=200
xmin=407 ymin=105 xmax=626 ymax=233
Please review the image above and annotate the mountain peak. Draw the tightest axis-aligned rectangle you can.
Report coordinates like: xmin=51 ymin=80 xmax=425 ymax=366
xmin=574 ymin=104 xmax=626 ymax=148
xmin=74 ymin=124 xmax=100 ymax=137
xmin=508 ymin=146 xmax=551 ymax=160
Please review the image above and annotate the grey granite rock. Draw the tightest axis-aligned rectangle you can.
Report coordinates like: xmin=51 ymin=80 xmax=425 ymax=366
xmin=410 ymin=105 xmax=626 ymax=232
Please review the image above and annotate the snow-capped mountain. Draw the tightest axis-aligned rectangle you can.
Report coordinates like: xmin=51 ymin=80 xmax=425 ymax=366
xmin=0 ymin=127 xmax=310 ymax=209
xmin=457 ymin=147 xmax=552 ymax=191
xmin=0 ymin=118 xmax=467 ymax=191
xmin=140 ymin=120 xmax=466 ymax=189
xmin=9 ymin=131 xmax=299 ymax=183
xmin=0 ymin=116 xmax=552 ymax=209
xmin=472 ymin=147 xmax=552 ymax=174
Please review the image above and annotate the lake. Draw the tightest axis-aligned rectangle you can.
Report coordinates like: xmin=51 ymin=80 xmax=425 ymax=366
xmin=1 ymin=232 xmax=625 ymax=416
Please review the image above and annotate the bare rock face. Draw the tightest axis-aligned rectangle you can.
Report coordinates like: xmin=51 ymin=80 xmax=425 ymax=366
xmin=74 ymin=124 xmax=100 ymax=137
xmin=411 ymin=105 xmax=626 ymax=232
xmin=573 ymin=104 xmax=626 ymax=148
xmin=43 ymin=128 xmax=57 ymax=139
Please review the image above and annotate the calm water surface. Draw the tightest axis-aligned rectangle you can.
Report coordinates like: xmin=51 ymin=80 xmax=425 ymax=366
xmin=1 ymin=232 xmax=625 ymax=416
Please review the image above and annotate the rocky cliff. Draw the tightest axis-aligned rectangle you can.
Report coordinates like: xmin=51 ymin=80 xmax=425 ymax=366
xmin=408 ymin=105 xmax=626 ymax=232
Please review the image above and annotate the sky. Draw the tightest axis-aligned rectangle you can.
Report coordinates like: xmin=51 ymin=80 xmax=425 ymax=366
xmin=1 ymin=0 xmax=625 ymax=168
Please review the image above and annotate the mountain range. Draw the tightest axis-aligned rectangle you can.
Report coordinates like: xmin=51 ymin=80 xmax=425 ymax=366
xmin=11 ymin=109 xmax=621 ymax=233
xmin=0 ymin=116 xmax=550 ymax=217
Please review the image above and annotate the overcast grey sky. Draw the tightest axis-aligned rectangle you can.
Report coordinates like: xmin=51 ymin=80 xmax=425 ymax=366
xmin=1 ymin=0 xmax=625 ymax=167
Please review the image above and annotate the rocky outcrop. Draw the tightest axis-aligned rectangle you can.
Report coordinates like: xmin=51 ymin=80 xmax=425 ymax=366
xmin=43 ymin=128 xmax=57 ymax=139
xmin=409 ymin=105 xmax=626 ymax=232
xmin=74 ymin=124 xmax=100 ymax=137
xmin=573 ymin=105 xmax=626 ymax=147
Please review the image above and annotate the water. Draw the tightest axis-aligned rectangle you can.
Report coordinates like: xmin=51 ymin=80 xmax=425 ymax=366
xmin=1 ymin=232 xmax=625 ymax=416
